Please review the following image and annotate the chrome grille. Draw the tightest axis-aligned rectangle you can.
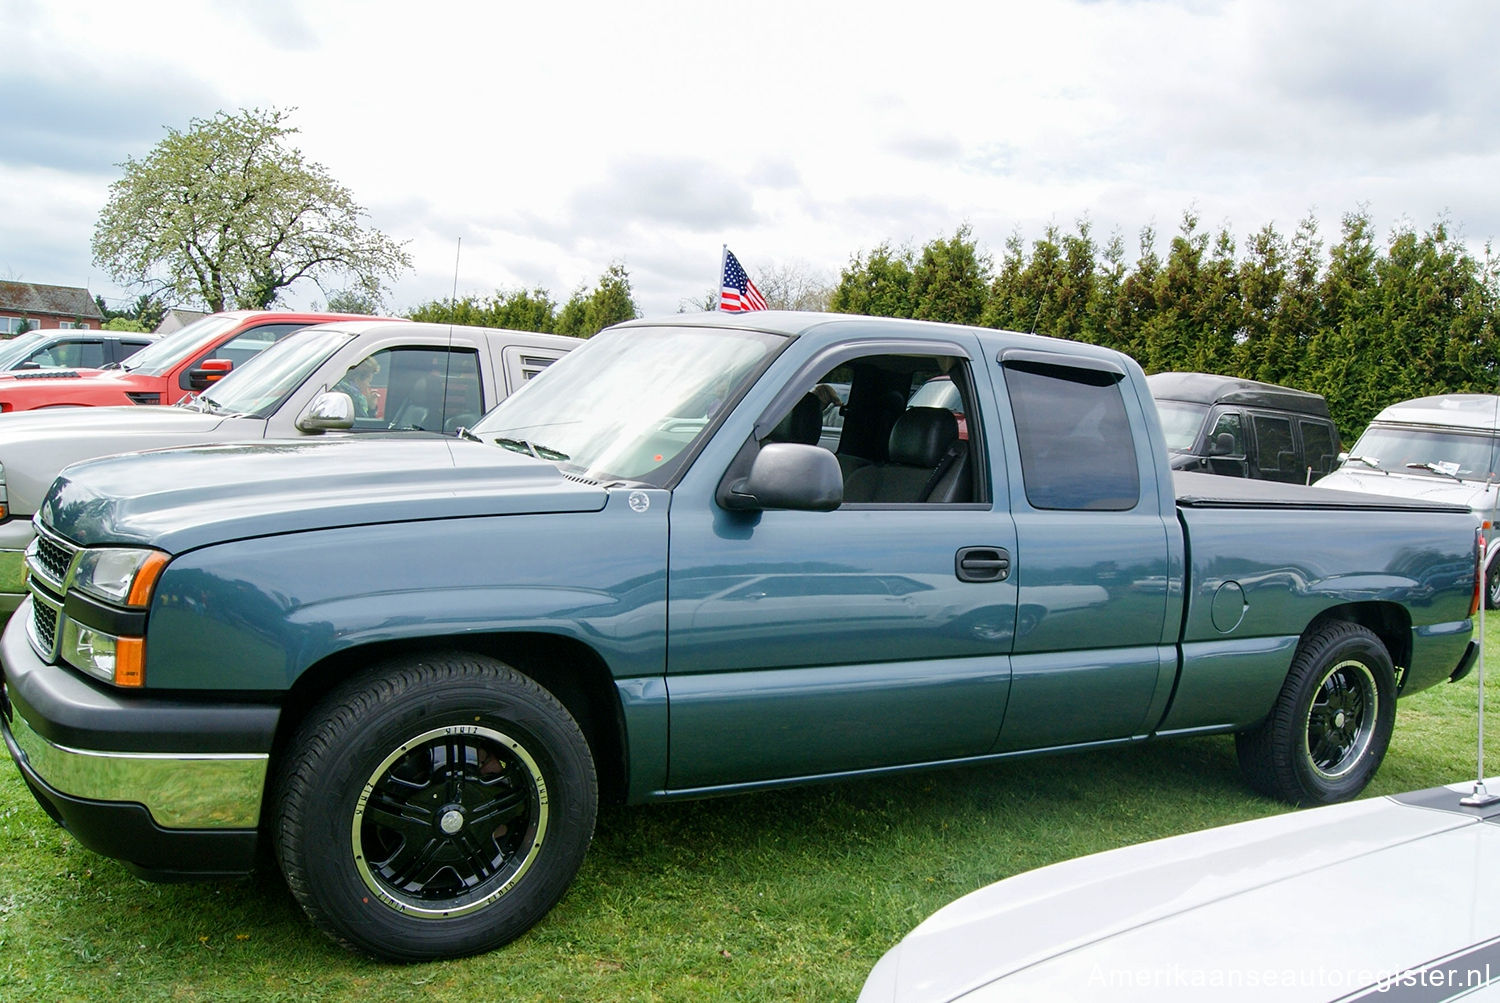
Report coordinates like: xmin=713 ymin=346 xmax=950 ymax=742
xmin=34 ymin=534 xmax=71 ymax=584
xmin=26 ymin=523 xmax=77 ymax=663
xmin=30 ymin=597 xmax=57 ymax=654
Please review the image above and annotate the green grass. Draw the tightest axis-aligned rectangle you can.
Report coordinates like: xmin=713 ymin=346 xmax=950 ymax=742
xmin=5 ymin=620 xmax=1499 ymax=1001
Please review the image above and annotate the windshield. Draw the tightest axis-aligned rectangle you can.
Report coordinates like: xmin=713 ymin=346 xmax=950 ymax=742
xmin=470 ymin=325 xmax=786 ymax=484
xmin=195 ymin=327 xmax=355 ymax=417
xmin=1344 ymin=424 xmax=1500 ymax=480
xmin=0 ymin=330 xmax=52 ymax=369
xmin=121 ymin=314 xmax=240 ymax=376
xmin=1154 ymin=400 xmax=1209 ymax=452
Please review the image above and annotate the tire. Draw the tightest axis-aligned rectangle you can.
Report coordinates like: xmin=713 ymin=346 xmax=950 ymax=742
xmin=273 ymin=653 xmax=597 ymax=961
xmin=1486 ymin=554 xmax=1500 ymax=610
xmin=1235 ymin=621 xmax=1396 ymax=806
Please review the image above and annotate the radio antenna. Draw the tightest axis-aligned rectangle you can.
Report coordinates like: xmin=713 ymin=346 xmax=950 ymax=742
xmin=438 ymin=237 xmax=460 ymax=433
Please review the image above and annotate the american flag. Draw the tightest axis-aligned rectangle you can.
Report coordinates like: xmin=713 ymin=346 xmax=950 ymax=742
xmin=720 ymin=248 xmax=768 ymax=312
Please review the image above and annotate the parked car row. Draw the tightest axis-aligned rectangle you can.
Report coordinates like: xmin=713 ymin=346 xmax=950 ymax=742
xmin=0 ymin=316 xmax=578 ymax=613
xmin=0 ymin=327 xmax=159 ymax=372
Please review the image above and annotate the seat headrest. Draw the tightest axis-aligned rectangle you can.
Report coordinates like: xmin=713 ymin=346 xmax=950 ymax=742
xmin=889 ymin=407 xmax=958 ymax=467
xmin=766 ymin=392 xmax=823 ymax=445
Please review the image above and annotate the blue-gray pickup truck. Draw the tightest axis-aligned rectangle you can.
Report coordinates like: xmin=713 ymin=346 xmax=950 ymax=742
xmin=0 ymin=312 xmax=1480 ymax=960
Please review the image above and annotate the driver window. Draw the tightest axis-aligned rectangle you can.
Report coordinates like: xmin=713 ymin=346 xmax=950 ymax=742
xmin=1208 ymin=411 xmax=1243 ymax=454
xmin=342 ymin=347 xmax=482 ymax=432
xmin=760 ymin=354 xmax=982 ymax=505
xmin=334 ymin=355 xmax=385 ymax=419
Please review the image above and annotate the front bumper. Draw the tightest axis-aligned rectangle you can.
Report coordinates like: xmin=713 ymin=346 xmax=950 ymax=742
xmin=0 ymin=598 xmax=279 ymax=879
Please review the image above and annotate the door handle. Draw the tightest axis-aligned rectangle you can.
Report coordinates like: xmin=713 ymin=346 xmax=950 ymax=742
xmin=956 ymin=547 xmax=1010 ymax=583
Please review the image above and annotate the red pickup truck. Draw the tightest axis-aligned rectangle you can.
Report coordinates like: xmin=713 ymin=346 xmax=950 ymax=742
xmin=0 ymin=310 xmax=392 ymax=411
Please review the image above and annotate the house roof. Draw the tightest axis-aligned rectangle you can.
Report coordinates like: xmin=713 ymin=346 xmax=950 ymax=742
xmin=0 ymin=281 xmax=104 ymax=320
xmin=155 ymin=308 xmax=210 ymax=334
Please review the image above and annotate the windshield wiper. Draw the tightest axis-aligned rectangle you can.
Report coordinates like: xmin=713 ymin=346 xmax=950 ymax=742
xmin=1406 ymin=461 xmax=1463 ymax=481
xmin=496 ymin=436 xmax=540 ymax=457
xmin=493 ymin=436 xmax=570 ymax=461
xmin=1346 ymin=455 xmax=1386 ymax=473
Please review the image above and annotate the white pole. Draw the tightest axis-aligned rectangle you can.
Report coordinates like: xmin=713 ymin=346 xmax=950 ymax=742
xmin=1463 ymin=522 xmax=1499 ymax=806
xmin=717 ymin=244 xmax=729 ymax=312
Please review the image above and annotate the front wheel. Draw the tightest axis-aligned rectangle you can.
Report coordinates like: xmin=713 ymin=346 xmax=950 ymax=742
xmin=274 ymin=653 xmax=597 ymax=961
xmin=1235 ymin=621 xmax=1396 ymax=805
xmin=1486 ymin=553 xmax=1500 ymax=610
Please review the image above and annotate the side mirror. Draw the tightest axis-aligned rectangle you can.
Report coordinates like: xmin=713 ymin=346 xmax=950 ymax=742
xmin=13 ymin=362 xmax=39 ymax=371
xmin=188 ymin=358 xmax=234 ymax=390
xmin=1207 ymin=431 xmax=1236 ymax=456
xmin=722 ymin=443 xmax=843 ymax=512
xmin=296 ymin=390 xmax=355 ymax=433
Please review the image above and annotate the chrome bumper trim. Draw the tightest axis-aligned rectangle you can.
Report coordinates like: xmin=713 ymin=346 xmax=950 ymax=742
xmin=8 ymin=706 xmax=267 ymax=829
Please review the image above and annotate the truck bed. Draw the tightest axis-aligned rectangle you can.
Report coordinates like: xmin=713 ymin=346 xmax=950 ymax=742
xmin=1172 ymin=470 xmax=1474 ymax=513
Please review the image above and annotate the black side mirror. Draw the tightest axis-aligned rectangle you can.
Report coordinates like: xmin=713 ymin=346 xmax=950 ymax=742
xmin=1208 ymin=431 xmax=1236 ymax=456
xmin=722 ymin=443 xmax=843 ymax=512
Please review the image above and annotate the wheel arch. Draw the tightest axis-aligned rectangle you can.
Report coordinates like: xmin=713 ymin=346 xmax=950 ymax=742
xmin=270 ymin=631 xmax=630 ymax=813
xmin=1300 ymin=601 xmax=1411 ymax=688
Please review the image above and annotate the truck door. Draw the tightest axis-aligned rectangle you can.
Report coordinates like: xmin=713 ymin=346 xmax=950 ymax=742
xmin=991 ymin=349 xmax=1178 ymax=752
xmin=664 ymin=335 xmax=1018 ymax=790
xmin=1247 ymin=411 xmax=1301 ymax=483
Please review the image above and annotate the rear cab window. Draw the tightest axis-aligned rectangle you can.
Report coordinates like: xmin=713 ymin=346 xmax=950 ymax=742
xmin=1002 ymin=358 xmax=1140 ymax=511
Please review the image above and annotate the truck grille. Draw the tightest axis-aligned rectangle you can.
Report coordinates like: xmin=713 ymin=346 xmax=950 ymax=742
xmin=30 ymin=598 xmax=57 ymax=653
xmin=33 ymin=532 xmax=74 ymax=588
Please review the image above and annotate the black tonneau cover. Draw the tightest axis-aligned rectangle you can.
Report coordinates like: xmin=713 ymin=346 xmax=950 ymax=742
xmin=1173 ymin=471 xmax=1472 ymax=513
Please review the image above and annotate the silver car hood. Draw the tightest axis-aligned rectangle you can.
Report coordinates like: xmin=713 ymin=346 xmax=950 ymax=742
xmin=861 ymin=782 xmax=1500 ymax=1002
xmin=1317 ymin=467 xmax=1500 ymax=513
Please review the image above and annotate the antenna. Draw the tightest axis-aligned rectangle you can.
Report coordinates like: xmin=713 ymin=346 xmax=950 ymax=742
xmin=438 ymin=237 xmax=459 ymax=433
xmin=1027 ymin=271 xmax=1056 ymax=335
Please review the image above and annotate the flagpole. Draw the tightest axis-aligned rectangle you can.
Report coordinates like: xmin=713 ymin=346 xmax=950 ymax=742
xmin=1465 ymin=522 xmax=1500 ymax=806
xmin=717 ymin=244 xmax=728 ymax=312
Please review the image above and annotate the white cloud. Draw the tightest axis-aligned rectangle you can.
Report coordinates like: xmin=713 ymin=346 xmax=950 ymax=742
xmin=5 ymin=0 xmax=1500 ymax=318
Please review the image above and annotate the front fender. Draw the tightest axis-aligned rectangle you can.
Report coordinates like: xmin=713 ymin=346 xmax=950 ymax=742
xmin=144 ymin=492 xmax=669 ymax=692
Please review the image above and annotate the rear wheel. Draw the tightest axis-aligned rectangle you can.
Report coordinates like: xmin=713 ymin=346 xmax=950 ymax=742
xmin=274 ymin=653 xmax=597 ymax=961
xmin=1486 ymin=554 xmax=1500 ymax=610
xmin=1235 ymin=621 xmax=1396 ymax=805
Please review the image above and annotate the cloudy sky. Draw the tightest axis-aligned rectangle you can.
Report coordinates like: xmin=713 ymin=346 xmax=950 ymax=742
xmin=3 ymin=0 xmax=1499 ymax=317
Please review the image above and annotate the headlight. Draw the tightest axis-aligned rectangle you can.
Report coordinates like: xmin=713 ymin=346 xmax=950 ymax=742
xmin=61 ymin=619 xmax=145 ymax=686
xmin=73 ymin=547 xmax=169 ymax=608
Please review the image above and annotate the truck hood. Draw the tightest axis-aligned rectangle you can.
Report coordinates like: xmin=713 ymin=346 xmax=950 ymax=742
xmin=860 ymin=782 xmax=1500 ymax=1002
xmin=41 ymin=437 xmax=609 ymax=553
xmin=1316 ymin=466 xmax=1500 ymax=513
xmin=0 ymin=403 xmax=228 ymax=438
xmin=0 ymin=368 xmax=140 ymax=390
